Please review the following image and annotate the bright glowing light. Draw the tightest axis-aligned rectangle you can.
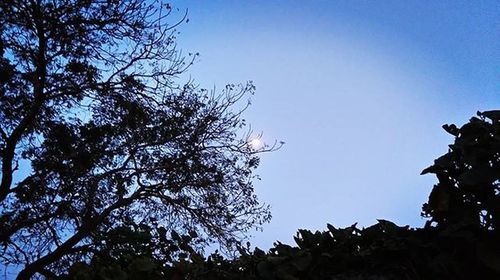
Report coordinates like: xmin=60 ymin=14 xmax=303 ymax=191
xmin=249 ymin=138 xmax=263 ymax=149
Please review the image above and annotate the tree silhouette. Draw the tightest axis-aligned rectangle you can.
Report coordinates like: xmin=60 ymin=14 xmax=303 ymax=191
xmin=421 ymin=111 xmax=500 ymax=230
xmin=0 ymin=1 xmax=278 ymax=279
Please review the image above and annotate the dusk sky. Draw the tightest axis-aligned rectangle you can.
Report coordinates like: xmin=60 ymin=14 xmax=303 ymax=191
xmin=171 ymin=1 xmax=499 ymax=249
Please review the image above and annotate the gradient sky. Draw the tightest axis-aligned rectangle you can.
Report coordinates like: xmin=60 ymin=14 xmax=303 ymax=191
xmin=170 ymin=0 xmax=500 ymax=249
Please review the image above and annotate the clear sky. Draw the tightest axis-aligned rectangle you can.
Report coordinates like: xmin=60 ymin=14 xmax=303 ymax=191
xmin=171 ymin=0 xmax=500 ymax=249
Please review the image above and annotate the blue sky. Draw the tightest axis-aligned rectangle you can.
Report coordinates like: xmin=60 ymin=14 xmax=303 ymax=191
xmin=171 ymin=0 xmax=500 ymax=249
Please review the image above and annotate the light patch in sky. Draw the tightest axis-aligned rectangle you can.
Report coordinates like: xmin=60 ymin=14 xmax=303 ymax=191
xmin=249 ymin=137 xmax=264 ymax=150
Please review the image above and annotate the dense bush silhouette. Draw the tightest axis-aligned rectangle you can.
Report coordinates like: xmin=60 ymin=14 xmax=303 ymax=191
xmin=422 ymin=110 xmax=500 ymax=230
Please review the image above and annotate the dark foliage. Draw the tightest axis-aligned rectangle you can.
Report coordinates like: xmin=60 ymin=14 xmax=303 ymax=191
xmin=421 ymin=110 xmax=500 ymax=230
xmin=0 ymin=1 xmax=278 ymax=279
